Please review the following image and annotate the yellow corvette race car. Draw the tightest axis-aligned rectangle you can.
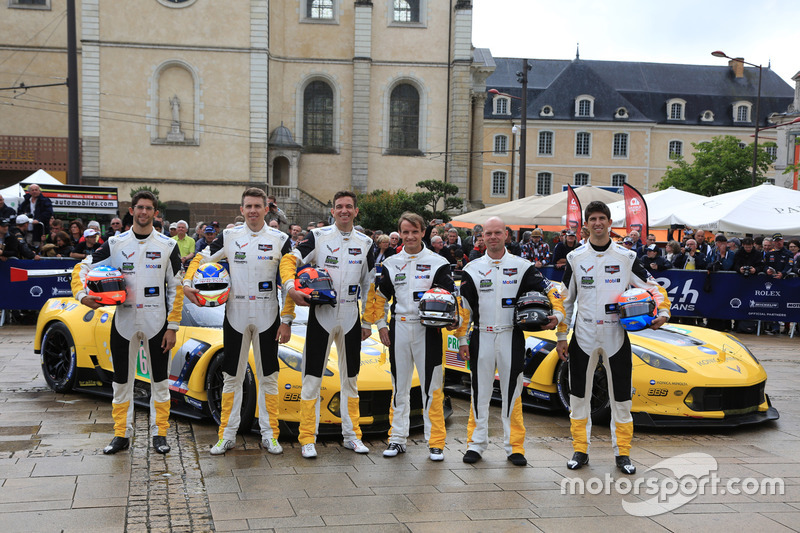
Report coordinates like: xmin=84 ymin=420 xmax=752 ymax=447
xmin=444 ymin=324 xmax=779 ymax=427
xmin=35 ymin=298 xmax=437 ymax=435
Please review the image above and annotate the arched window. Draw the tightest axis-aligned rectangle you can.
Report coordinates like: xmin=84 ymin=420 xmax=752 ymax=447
xmin=389 ymin=83 xmax=420 ymax=153
xmin=733 ymin=101 xmax=752 ymax=123
xmin=575 ymin=95 xmax=595 ymax=117
xmin=307 ymin=0 xmax=334 ymax=19
xmin=536 ymin=172 xmax=552 ymax=196
xmin=303 ymin=80 xmax=334 ymax=152
xmin=494 ymin=135 xmax=508 ymax=155
xmin=668 ymin=140 xmax=683 ymax=160
xmin=494 ymin=96 xmax=510 ymax=115
xmin=667 ymin=98 xmax=686 ymax=121
xmin=491 ymin=171 xmax=508 ymax=197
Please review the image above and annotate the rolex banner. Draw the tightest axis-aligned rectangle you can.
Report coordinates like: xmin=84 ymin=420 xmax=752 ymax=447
xmin=566 ymin=185 xmax=582 ymax=231
xmin=623 ymin=183 xmax=648 ymax=245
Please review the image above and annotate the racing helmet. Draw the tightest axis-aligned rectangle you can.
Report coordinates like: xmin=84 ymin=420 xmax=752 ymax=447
xmin=85 ymin=266 xmax=127 ymax=306
xmin=192 ymin=262 xmax=231 ymax=307
xmin=617 ymin=288 xmax=657 ymax=331
xmin=295 ymin=267 xmax=337 ymax=306
xmin=513 ymin=291 xmax=552 ymax=331
xmin=418 ymin=288 xmax=458 ymax=327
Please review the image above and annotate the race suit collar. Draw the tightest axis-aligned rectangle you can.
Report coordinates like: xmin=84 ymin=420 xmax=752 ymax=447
xmin=590 ymin=240 xmax=612 ymax=252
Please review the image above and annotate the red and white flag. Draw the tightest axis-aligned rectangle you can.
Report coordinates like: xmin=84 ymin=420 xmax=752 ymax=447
xmin=566 ymin=185 xmax=582 ymax=231
xmin=623 ymin=183 xmax=648 ymax=245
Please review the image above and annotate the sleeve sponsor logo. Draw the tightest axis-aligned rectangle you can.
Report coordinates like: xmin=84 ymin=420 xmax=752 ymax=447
xmin=146 ymin=251 xmax=161 ymax=259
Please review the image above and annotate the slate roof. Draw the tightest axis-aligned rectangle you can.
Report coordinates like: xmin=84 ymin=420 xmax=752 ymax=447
xmin=485 ymin=57 xmax=794 ymax=128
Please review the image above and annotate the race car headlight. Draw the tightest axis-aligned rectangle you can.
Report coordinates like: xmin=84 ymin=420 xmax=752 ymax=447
xmin=633 ymin=346 xmax=687 ymax=373
xmin=327 ymin=392 xmax=340 ymax=417
xmin=279 ymin=348 xmax=333 ymax=376
xmin=724 ymin=334 xmax=760 ymax=365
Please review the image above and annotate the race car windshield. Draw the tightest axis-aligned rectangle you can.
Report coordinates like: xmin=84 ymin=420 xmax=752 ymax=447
xmin=194 ymin=282 xmax=229 ymax=291
xmin=87 ymin=278 xmax=126 ymax=292
xmin=619 ymin=301 xmax=655 ymax=318
xmin=421 ymin=300 xmax=455 ymax=313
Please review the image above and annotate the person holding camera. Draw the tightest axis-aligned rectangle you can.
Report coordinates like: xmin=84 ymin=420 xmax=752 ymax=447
xmin=733 ymin=237 xmax=764 ymax=276
xmin=265 ymin=195 xmax=288 ymax=229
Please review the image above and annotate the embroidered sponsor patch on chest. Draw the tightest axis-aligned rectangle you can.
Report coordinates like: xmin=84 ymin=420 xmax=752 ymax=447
xmin=348 ymin=248 xmax=361 ymax=255
xmin=146 ymin=251 xmax=161 ymax=259
xmin=258 ymin=244 xmax=273 ymax=251
xmin=605 ymin=265 xmax=620 ymax=274
xmin=502 ymin=268 xmax=517 ymax=276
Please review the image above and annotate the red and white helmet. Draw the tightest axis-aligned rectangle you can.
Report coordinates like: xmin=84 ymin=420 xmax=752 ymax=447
xmin=418 ymin=288 xmax=458 ymax=327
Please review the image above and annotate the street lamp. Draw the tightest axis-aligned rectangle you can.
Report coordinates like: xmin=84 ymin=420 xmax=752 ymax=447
xmin=712 ymin=50 xmax=763 ymax=187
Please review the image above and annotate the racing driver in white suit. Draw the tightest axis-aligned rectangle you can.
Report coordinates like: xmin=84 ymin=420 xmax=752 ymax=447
xmin=556 ymin=201 xmax=670 ymax=475
xmin=184 ymin=187 xmax=293 ymax=455
xmin=280 ymin=191 xmax=374 ymax=459
xmin=457 ymin=216 xmax=565 ymax=466
xmin=363 ymin=212 xmax=455 ymax=461
xmin=72 ymin=190 xmax=184 ymax=455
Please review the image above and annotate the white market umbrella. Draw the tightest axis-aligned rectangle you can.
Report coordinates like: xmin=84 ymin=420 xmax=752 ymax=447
xmin=453 ymin=186 xmax=622 ymax=227
xmin=669 ymin=183 xmax=800 ymax=234
xmin=606 ymin=186 xmax=705 ymax=228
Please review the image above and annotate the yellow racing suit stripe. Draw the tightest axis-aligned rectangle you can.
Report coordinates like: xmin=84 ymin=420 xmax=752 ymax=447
xmin=363 ymin=284 xmax=388 ymax=325
xmin=509 ymin=394 xmax=525 ymax=455
xmin=279 ymin=254 xmax=299 ymax=321
xmin=154 ymin=400 xmax=170 ymax=437
xmin=218 ymin=391 xmax=235 ymax=440
xmin=428 ymin=387 xmax=446 ymax=449
xmin=112 ymin=401 xmax=129 ymax=438
xmin=615 ymin=421 xmax=634 ymax=456
xmin=570 ymin=416 xmax=589 ymax=454
xmin=183 ymin=253 xmax=203 ymax=284
xmin=347 ymin=396 xmax=362 ymax=440
xmin=70 ymin=262 xmax=86 ymax=299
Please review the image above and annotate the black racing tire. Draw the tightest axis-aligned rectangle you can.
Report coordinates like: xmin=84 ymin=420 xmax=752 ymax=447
xmin=555 ymin=358 xmax=611 ymax=423
xmin=205 ymin=351 xmax=257 ymax=433
xmin=40 ymin=322 xmax=79 ymax=393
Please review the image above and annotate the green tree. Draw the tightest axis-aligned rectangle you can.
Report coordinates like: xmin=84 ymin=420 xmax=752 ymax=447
xmin=356 ymin=189 xmax=418 ymax=233
xmin=415 ymin=179 xmax=463 ymax=220
xmin=657 ymin=135 xmax=776 ymax=195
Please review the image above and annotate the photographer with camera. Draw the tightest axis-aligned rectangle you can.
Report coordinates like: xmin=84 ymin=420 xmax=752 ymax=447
xmin=732 ymin=237 xmax=764 ymax=277
xmin=265 ymin=195 xmax=288 ymax=230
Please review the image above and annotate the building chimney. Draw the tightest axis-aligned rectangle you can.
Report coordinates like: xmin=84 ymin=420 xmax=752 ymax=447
xmin=729 ymin=58 xmax=745 ymax=78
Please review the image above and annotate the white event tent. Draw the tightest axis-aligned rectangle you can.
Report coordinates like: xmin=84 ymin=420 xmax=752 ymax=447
xmin=605 ymin=187 xmax=705 ymax=229
xmin=668 ymin=183 xmax=800 ymax=234
xmin=0 ymin=169 xmax=62 ymax=212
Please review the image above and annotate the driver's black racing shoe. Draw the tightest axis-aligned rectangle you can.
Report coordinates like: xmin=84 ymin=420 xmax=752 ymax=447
xmin=153 ymin=436 xmax=171 ymax=454
xmin=103 ymin=437 xmax=130 ymax=455
xmin=616 ymin=455 xmax=636 ymax=475
xmin=567 ymin=451 xmax=589 ymax=470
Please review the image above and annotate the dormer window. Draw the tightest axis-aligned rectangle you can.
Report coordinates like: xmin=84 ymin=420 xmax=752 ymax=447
xmin=540 ymin=105 xmax=554 ymax=117
xmin=575 ymin=95 xmax=595 ymax=118
xmin=667 ymin=98 xmax=686 ymax=121
xmin=733 ymin=101 xmax=752 ymax=123
xmin=493 ymin=96 xmax=510 ymax=115
xmin=615 ymin=107 xmax=628 ymax=119
xmin=701 ymin=110 xmax=715 ymax=122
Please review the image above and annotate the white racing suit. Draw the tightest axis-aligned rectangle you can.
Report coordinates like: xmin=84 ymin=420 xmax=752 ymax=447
xmin=185 ymin=224 xmax=292 ymax=441
xmin=557 ymin=241 xmax=670 ymax=457
xmin=279 ymin=226 xmax=374 ymax=445
xmin=363 ymin=246 xmax=453 ymax=450
xmin=458 ymin=250 xmax=564 ymax=457
xmin=72 ymin=230 xmax=184 ymax=439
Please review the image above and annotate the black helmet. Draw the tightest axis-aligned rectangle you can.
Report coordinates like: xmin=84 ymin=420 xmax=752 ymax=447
xmin=514 ymin=291 xmax=552 ymax=331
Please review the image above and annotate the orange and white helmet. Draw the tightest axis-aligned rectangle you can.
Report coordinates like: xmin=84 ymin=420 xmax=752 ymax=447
xmin=418 ymin=288 xmax=458 ymax=328
xmin=85 ymin=266 xmax=127 ymax=306
xmin=192 ymin=262 xmax=231 ymax=307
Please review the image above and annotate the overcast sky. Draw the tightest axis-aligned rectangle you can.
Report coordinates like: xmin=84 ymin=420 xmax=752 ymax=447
xmin=472 ymin=0 xmax=799 ymax=87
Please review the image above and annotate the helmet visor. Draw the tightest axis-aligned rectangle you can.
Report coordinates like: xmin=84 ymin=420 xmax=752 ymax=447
xmin=194 ymin=281 xmax=229 ymax=291
xmin=619 ymin=301 xmax=655 ymax=319
xmin=304 ymin=278 xmax=334 ymax=290
xmin=87 ymin=277 xmax=126 ymax=293
xmin=420 ymin=300 xmax=455 ymax=313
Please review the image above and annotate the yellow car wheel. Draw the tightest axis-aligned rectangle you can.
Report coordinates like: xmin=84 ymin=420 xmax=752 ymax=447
xmin=205 ymin=351 xmax=257 ymax=433
xmin=555 ymin=359 xmax=611 ymax=423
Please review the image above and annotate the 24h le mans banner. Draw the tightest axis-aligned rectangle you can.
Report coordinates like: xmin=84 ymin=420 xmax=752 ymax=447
xmin=541 ymin=267 xmax=800 ymax=322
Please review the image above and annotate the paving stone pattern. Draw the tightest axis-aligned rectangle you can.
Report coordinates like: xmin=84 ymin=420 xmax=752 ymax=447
xmin=1 ymin=323 xmax=799 ymax=532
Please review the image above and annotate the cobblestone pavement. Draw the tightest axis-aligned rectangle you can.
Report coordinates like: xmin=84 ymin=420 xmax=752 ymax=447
xmin=0 ymin=323 xmax=799 ymax=532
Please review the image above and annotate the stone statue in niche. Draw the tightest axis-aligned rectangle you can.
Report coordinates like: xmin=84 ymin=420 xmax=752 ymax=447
xmin=167 ymin=94 xmax=185 ymax=142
